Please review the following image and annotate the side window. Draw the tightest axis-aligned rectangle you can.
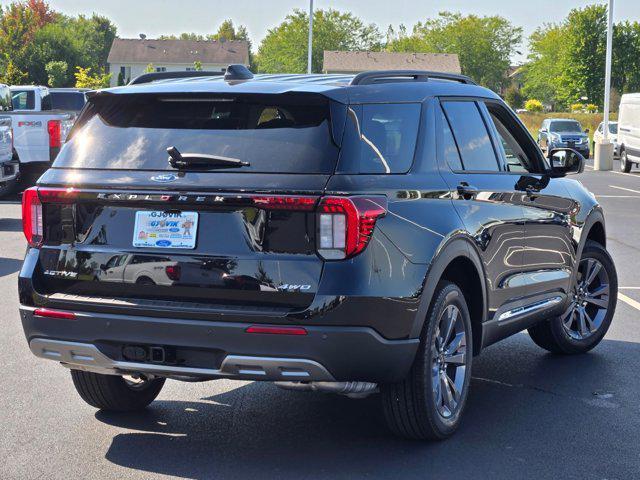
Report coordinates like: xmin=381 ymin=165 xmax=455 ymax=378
xmin=339 ymin=103 xmax=421 ymax=173
xmin=438 ymin=105 xmax=463 ymax=171
xmin=442 ymin=101 xmax=499 ymax=172
xmin=11 ymin=90 xmax=35 ymax=110
xmin=486 ymin=111 xmax=531 ymax=173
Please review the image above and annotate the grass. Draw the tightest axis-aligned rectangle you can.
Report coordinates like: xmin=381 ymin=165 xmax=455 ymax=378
xmin=518 ymin=112 xmax=618 ymax=143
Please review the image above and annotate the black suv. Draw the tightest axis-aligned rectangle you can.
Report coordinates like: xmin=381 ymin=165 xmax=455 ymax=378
xmin=19 ymin=67 xmax=617 ymax=440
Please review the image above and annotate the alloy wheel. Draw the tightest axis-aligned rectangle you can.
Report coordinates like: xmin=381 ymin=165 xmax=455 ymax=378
xmin=562 ymin=257 xmax=610 ymax=340
xmin=431 ymin=304 xmax=468 ymax=418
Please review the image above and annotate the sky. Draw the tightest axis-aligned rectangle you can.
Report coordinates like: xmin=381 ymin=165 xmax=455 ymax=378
xmin=2 ymin=0 xmax=640 ymax=62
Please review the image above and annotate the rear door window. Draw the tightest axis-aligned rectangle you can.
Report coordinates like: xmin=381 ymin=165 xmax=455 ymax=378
xmin=11 ymin=90 xmax=35 ymax=110
xmin=51 ymin=92 xmax=86 ymax=111
xmin=441 ymin=101 xmax=499 ymax=172
xmin=338 ymin=103 xmax=421 ymax=173
xmin=55 ymin=93 xmax=341 ymax=173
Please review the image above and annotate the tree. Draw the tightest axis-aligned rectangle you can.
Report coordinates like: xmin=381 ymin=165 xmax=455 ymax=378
xmin=525 ymin=99 xmax=543 ymax=112
xmin=145 ymin=63 xmax=155 ymax=73
xmin=117 ymin=70 xmax=125 ymax=86
xmin=208 ymin=19 xmax=254 ymax=70
xmin=256 ymin=9 xmax=381 ymax=73
xmin=193 ymin=60 xmax=202 ymax=71
xmin=45 ymin=60 xmax=67 ymax=86
xmin=0 ymin=57 xmax=27 ymax=84
xmin=504 ymin=85 xmax=524 ymax=109
xmin=386 ymin=12 xmax=522 ymax=91
xmin=74 ymin=66 xmax=110 ymax=89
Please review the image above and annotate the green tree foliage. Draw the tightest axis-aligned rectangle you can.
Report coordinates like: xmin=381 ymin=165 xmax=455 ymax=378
xmin=256 ymin=9 xmax=381 ymax=73
xmin=117 ymin=70 xmax=125 ymax=86
xmin=0 ymin=57 xmax=27 ymax=84
xmin=522 ymin=5 xmax=640 ymax=110
xmin=503 ymin=85 xmax=524 ymax=109
xmin=525 ymin=99 xmax=543 ymax=112
xmin=74 ymin=66 xmax=110 ymax=89
xmin=193 ymin=60 xmax=202 ymax=71
xmin=45 ymin=60 xmax=67 ymax=86
xmin=386 ymin=12 xmax=522 ymax=91
xmin=0 ymin=2 xmax=115 ymax=86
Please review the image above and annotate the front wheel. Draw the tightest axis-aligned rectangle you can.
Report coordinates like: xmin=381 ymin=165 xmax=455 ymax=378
xmin=381 ymin=281 xmax=472 ymax=440
xmin=71 ymin=370 xmax=165 ymax=411
xmin=528 ymin=241 xmax=617 ymax=354
xmin=620 ymin=150 xmax=632 ymax=173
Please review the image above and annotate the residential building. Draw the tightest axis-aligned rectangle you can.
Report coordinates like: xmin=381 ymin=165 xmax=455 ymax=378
xmin=322 ymin=51 xmax=461 ymax=75
xmin=107 ymin=38 xmax=250 ymax=87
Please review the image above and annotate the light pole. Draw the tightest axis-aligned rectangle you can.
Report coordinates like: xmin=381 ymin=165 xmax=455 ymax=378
xmin=594 ymin=0 xmax=614 ymax=171
xmin=307 ymin=0 xmax=314 ymax=74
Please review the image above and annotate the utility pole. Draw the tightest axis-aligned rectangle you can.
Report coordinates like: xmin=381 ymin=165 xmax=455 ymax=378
xmin=594 ymin=0 xmax=614 ymax=171
xmin=307 ymin=0 xmax=314 ymax=74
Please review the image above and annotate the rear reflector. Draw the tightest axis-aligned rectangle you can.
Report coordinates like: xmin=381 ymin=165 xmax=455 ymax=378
xmin=33 ymin=308 xmax=76 ymax=320
xmin=245 ymin=325 xmax=308 ymax=336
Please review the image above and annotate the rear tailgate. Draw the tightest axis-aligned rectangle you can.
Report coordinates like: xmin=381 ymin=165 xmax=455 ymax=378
xmin=28 ymin=91 xmax=346 ymax=317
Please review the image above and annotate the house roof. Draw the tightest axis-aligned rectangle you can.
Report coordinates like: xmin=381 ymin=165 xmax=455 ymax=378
xmin=107 ymin=38 xmax=249 ymax=65
xmin=323 ymin=51 xmax=461 ymax=74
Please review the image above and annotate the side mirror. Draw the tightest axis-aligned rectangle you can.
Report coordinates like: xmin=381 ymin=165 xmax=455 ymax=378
xmin=99 ymin=264 xmax=107 ymax=271
xmin=584 ymin=128 xmax=590 ymax=134
xmin=540 ymin=128 xmax=547 ymax=133
xmin=549 ymin=148 xmax=585 ymax=177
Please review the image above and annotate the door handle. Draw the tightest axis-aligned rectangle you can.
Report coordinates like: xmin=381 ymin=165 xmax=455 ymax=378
xmin=456 ymin=182 xmax=478 ymax=198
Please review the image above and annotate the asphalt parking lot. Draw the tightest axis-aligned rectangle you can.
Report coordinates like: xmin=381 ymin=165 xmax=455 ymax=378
xmin=2 ymin=160 xmax=640 ymax=479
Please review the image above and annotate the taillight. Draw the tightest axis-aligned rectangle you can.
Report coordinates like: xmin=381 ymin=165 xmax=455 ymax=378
xmin=165 ymin=265 xmax=181 ymax=281
xmin=47 ymin=119 xmax=61 ymax=148
xmin=317 ymin=196 xmax=387 ymax=260
xmin=21 ymin=187 xmax=43 ymax=247
xmin=21 ymin=187 xmax=76 ymax=247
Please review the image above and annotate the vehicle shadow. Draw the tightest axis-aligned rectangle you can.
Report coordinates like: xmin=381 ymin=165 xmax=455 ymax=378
xmin=98 ymin=335 xmax=640 ymax=479
xmin=0 ymin=257 xmax=23 ymax=277
xmin=0 ymin=217 xmax=23 ymax=232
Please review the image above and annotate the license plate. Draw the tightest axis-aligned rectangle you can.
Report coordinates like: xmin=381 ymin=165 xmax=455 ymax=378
xmin=132 ymin=211 xmax=198 ymax=249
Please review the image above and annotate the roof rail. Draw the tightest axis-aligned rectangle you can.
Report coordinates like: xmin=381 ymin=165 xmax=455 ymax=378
xmin=128 ymin=70 xmax=224 ymax=86
xmin=350 ymin=70 xmax=476 ymax=86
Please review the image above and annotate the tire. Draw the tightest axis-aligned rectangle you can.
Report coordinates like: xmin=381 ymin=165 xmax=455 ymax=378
xmin=381 ymin=281 xmax=473 ymax=440
xmin=70 ymin=370 xmax=165 ymax=411
xmin=528 ymin=241 xmax=617 ymax=354
xmin=620 ymin=149 xmax=632 ymax=173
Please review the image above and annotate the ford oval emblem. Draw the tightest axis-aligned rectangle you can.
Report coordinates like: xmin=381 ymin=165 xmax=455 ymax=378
xmin=151 ymin=173 xmax=178 ymax=183
xmin=156 ymin=240 xmax=172 ymax=247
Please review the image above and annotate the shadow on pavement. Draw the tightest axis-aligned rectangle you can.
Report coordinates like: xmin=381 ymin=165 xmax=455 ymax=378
xmin=0 ymin=257 xmax=23 ymax=277
xmin=0 ymin=217 xmax=23 ymax=232
xmin=97 ymin=335 xmax=640 ymax=479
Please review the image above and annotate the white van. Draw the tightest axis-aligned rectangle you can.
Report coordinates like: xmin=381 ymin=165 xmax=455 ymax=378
xmin=618 ymin=93 xmax=640 ymax=172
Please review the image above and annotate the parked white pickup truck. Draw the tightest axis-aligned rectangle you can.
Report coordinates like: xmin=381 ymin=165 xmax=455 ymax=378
xmin=0 ymin=84 xmax=18 ymax=197
xmin=8 ymin=85 xmax=75 ymax=184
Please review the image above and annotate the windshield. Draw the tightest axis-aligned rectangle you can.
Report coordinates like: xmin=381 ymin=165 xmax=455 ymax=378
xmin=55 ymin=93 xmax=341 ymax=173
xmin=550 ymin=120 xmax=582 ymax=133
xmin=51 ymin=91 xmax=86 ymax=111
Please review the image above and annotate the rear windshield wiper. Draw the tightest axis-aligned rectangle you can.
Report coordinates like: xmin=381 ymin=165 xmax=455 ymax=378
xmin=167 ymin=146 xmax=250 ymax=169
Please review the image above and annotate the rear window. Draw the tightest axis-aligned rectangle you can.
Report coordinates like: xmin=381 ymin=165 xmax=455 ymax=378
xmin=51 ymin=91 xmax=86 ymax=111
xmin=0 ymin=87 xmax=11 ymax=111
xmin=55 ymin=93 xmax=340 ymax=173
xmin=11 ymin=90 xmax=35 ymax=110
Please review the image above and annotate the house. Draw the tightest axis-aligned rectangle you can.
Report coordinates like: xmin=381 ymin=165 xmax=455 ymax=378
xmin=322 ymin=51 xmax=461 ymax=75
xmin=107 ymin=38 xmax=250 ymax=87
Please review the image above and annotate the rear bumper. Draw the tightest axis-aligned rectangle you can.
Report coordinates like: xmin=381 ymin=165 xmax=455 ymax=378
xmin=20 ymin=306 xmax=419 ymax=383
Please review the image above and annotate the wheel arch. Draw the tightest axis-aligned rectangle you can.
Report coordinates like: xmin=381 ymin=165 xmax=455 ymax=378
xmin=410 ymin=236 xmax=487 ymax=356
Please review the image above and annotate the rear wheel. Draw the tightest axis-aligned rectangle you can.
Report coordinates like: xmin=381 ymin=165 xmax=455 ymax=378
xmin=528 ymin=241 xmax=617 ymax=354
xmin=70 ymin=370 xmax=165 ymax=411
xmin=620 ymin=149 xmax=632 ymax=173
xmin=381 ymin=281 xmax=472 ymax=440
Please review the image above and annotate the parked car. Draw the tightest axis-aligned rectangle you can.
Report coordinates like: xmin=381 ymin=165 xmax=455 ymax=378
xmin=49 ymin=88 xmax=89 ymax=114
xmin=19 ymin=67 xmax=617 ymax=441
xmin=0 ymin=83 xmax=18 ymax=197
xmin=618 ymin=93 xmax=640 ymax=173
xmin=592 ymin=121 xmax=619 ymax=158
xmin=538 ymin=118 xmax=590 ymax=159
xmin=8 ymin=85 xmax=75 ymax=184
